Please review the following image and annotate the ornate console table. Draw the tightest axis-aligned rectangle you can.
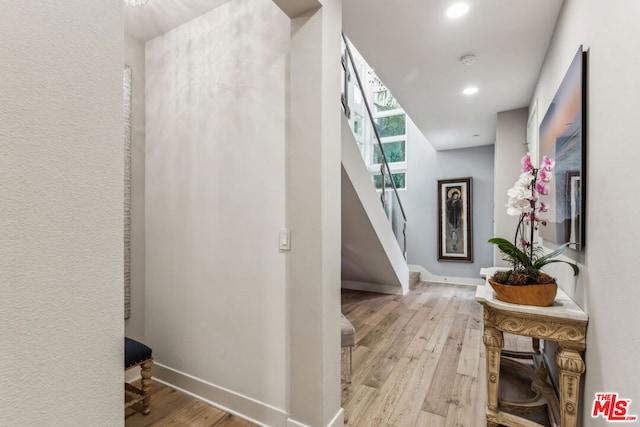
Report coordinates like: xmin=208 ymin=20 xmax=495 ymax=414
xmin=476 ymin=282 xmax=588 ymax=427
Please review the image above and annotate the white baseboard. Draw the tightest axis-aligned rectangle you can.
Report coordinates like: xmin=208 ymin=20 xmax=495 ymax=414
xmin=341 ymin=280 xmax=408 ymax=295
xmin=287 ymin=408 xmax=344 ymax=427
xmin=152 ymin=363 xmax=288 ymax=427
xmin=328 ymin=408 xmax=345 ymax=427
xmin=407 ymin=264 xmax=484 ymax=287
xmin=125 ymin=368 xmax=140 ymax=383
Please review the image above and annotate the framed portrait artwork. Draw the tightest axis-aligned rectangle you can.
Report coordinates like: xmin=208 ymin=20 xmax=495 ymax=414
xmin=438 ymin=177 xmax=473 ymax=262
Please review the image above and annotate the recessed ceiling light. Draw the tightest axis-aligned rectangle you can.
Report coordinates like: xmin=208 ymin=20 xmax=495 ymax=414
xmin=447 ymin=2 xmax=469 ymax=19
xmin=463 ymin=86 xmax=479 ymax=95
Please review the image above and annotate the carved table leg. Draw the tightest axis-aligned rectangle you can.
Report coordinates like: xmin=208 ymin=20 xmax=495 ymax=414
xmin=483 ymin=313 xmax=504 ymax=418
xmin=140 ymin=359 xmax=153 ymax=415
xmin=555 ymin=347 xmax=585 ymax=427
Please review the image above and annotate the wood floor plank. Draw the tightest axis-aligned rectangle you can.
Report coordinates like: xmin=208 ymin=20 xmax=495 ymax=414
xmin=467 ymin=309 xmax=483 ymax=331
xmin=353 ymin=322 xmax=376 ymax=346
xmin=422 ymin=313 xmax=455 ymax=355
xmin=422 ymin=312 xmax=469 ymax=416
xmin=357 ymin=312 xmax=401 ymax=347
xmin=352 ymin=336 xmax=389 ymax=370
xmin=344 ymin=295 xmax=390 ymax=326
xmin=444 ymin=374 xmax=476 ymax=427
xmin=402 ymin=310 xmax=443 ymax=360
xmin=422 ymin=284 xmax=457 ymax=318
xmin=361 ymin=332 xmax=414 ymax=389
xmin=383 ymin=307 xmax=418 ymax=338
xmin=456 ymin=327 xmax=482 ymax=377
xmin=342 ymin=345 xmax=374 ymax=407
xmin=414 ymin=410 xmax=447 ymax=427
xmin=147 ymin=400 xmax=225 ymax=426
xmin=364 ymin=299 xmax=401 ymax=328
xmin=475 ymin=354 xmax=488 ymax=427
xmin=346 ymin=336 xmax=395 ymax=391
xmin=386 ymin=351 xmax=441 ymax=427
xmin=399 ymin=303 xmax=433 ymax=337
xmin=353 ymin=355 xmax=416 ymax=426
xmin=406 ymin=283 xmax=434 ymax=311
xmin=349 ymin=342 xmax=373 ymax=375
xmin=455 ymin=287 xmax=477 ymax=316
xmin=343 ymin=385 xmax=378 ymax=426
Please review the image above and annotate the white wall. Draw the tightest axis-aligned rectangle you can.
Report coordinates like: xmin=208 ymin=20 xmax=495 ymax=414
xmin=404 ymin=117 xmax=495 ymax=281
xmin=144 ymin=0 xmax=343 ymax=425
xmin=125 ymin=33 xmax=146 ymax=341
xmin=493 ymin=108 xmax=529 ymax=267
xmin=145 ymin=0 xmax=289 ymax=419
xmin=0 ymin=2 xmax=123 ymax=426
xmin=528 ymin=0 xmax=640 ymax=423
xmin=287 ymin=3 xmax=343 ymax=425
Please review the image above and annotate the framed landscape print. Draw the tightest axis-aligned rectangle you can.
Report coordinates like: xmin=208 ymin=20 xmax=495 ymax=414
xmin=538 ymin=46 xmax=587 ymax=250
xmin=438 ymin=177 xmax=473 ymax=262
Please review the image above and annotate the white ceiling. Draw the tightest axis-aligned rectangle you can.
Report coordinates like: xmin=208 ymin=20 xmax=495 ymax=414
xmin=124 ymin=0 xmax=230 ymax=42
xmin=343 ymin=0 xmax=564 ymax=150
xmin=126 ymin=0 xmax=563 ymax=151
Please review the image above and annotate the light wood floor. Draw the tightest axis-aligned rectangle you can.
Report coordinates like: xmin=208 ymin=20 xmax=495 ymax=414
xmin=125 ymin=382 xmax=256 ymax=427
xmin=126 ymin=281 xmax=532 ymax=426
xmin=341 ymin=282 xmax=486 ymax=426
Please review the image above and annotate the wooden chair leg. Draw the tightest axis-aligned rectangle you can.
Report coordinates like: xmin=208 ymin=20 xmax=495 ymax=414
xmin=140 ymin=360 xmax=153 ymax=415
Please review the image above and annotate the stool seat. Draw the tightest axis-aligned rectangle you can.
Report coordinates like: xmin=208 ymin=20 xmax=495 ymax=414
xmin=341 ymin=314 xmax=355 ymax=347
xmin=124 ymin=337 xmax=153 ymax=415
xmin=125 ymin=337 xmax=152 ymax=369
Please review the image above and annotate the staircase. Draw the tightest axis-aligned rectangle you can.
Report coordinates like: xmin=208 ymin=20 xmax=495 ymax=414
xmin=340 ymin=35 xmax=410 ymax=295
xmin=341 ymin=117 xmax=409 ymax=295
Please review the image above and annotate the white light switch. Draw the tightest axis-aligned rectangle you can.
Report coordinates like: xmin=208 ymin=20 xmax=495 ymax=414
xmin=279 ymin=228 xmax=291 ymax=251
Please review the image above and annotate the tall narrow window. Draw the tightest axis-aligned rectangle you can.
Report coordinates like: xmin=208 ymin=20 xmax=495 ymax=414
xmin=373 ymin=89 xmax=401 ymax=113
xmin=373 ymin=172 xmax=406 ymax=190
xmin=373 ymin=140 xmax=406 ymax=164
xmin=374 ymin=114 xmax=406 ymax=138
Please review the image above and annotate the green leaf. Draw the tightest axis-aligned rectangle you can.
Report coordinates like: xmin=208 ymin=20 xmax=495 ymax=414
xmin=532 ymin=242 xmax=580 ymax=276
xmin=535 ymin=259 xmax=580 ymax=276
xmin=535 ymin=242 xmax=571 ymax=264
xmin=488 ymin=237 xmax=531 ymax=268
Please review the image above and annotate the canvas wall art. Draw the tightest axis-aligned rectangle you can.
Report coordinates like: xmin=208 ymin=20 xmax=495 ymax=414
xmin=538 ymin=47 xmax=587 ymax=250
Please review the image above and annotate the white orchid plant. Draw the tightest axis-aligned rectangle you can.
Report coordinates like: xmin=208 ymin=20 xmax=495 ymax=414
xmin=489 ymin=154 xmax=579 ymax=285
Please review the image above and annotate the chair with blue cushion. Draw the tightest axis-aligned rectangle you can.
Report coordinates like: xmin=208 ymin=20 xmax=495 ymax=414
xmin=124 ymin=337 xmax=153 ymax=415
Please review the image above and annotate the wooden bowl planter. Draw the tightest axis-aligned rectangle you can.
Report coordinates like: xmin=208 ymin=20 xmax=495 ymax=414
xmin=488 ymin=278 xmax=557 ymax=307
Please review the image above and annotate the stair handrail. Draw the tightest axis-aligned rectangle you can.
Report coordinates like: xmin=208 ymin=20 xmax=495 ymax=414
xmin=341 ymin=33 xmax=407 ymax=257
